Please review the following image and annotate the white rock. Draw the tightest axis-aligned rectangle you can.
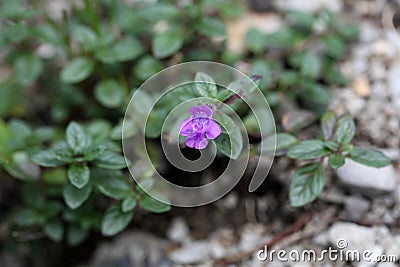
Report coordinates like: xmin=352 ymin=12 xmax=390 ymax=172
xmin=393 ymin=186 xmax=400 ymax=204
xmin=380 ymin=233 xmax=400 ymax=256
xmin=359 ymin=21 xmax=380 ymax=43
xmin=328 ymin=222 xmax=376 ymax=252
xmin=169 ymin=241 xmax=212 ymax=264
xmin=370 ymin=40 xmax=397 ymax=58
xmin=369 ymin=60 xmax=386 ymax=81
xmin=337 ymin=159 xmax=397 ymax=195
xmin=376 ymin=263 xmax=398 ymax=267
xmin=238 ymin=224 xmax=268 ymax=251
xmin=388 ymin=61 xmax=400 ymax=99
xmin=344 ymin=196 xmax=370 ymax=221
xmin=167 ymin=218 xmax=191 ymax=244
xmin=274 ymin=0 xmax=343 ymax=13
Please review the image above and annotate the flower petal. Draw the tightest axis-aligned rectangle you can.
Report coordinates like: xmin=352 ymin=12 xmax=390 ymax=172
xmin=205 ymin=119 xmax=221 ymax=139
xmin=196 ymin=138 xmax=208 ymax=149
xmin=178 ymin=117 xmax=193 ymax=136
xmin=189 ymin=105 xmax=212 ymax=117
xmin=185 ymin=133 xmax=208 ymax=149
xmin=185 ymin=134 xmax=197 ymax=148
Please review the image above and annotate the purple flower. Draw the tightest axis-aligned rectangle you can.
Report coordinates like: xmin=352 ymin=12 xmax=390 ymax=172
xmin=178 ymin=105 xmax=221 ymax=149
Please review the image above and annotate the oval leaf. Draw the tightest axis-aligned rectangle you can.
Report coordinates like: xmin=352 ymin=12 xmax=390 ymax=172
xmin=349 ymin=147 xmax=391 ymax=168
xmin=287 ymin=140 xmax=330 ymax=160
xmin=60 ymin=57 xmax=94 ymax=84
xmin=92 ymin=151 xmax=128 ymax=169
xmin=101 ymin=204 xmax=133 ymax=236
xmin=68 ymin=163 xmax=90 ymax=189
xmin=94 ymin=79 xmax=124 ymax=108
xmin=290 ymin=163 xmax=325 ymax=207
xmin=152 ymin=30 xmax=183 ymax=59
xmin=333 ymin=115 xmax=355 ymax=145
xmin=63 ymin=183 xmax=92 ymax=209
xmin=139 ymin=194 xmax=171 ymax=213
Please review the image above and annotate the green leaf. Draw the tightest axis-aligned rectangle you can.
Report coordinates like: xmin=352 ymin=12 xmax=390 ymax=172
xmin=15 ymin=209 xmax=46 ymax=226
xmin=139 ymin=195 xmax=171 ymax=213
xmin=134 ymin=56 xmax=162 ymax=81
xmin=213 ymin=111 xmax=235 ymax=134
xmin=214 ymin=129 xmax=243 ymax=160
xmin=63 ymin=183 xmax=92 ymax=209
xmin=121 ymin=195 xmax=137 ymax=212
xmin=0 ymin=80 xmax=25 ymax=118
xmin=322 ymin=36 xmax=345 ymax=59
xmin=290 ymin=163 xmax=325 ymax=207
xmin=101 ymin=204 xmax=133 ymax=236
xmin=66 ymin=122 xmax=90 ymax=155
xmin=111 ymin=120 xmax=137 ymax=140
xmin=43 ymin=168 xmax=68 ymax=185
xmin=34 ymin=23 xmax=62 ymax=45
xmin=70 ymin=24 xmax=97 ymax=46
xmin=0 ymin=119 xmax=12 ymax=158
xmin=145 ymin=108 xmax=168 ymax=138
xmin=31 ymin=150 xmax=65 ymax=167
xmin=342 ymin=144 xmax=354 ymax=153
xmin=4 ymin=151 xmax=40 ymax=181
xmin=92 ymin=151 xmax=128 ymax=169
xmin=324 ymin=140 xmax=339 ymax=151
xmin=323 ymin=61 xmax=348 ymax=86
xmin=245 ymin=28 xmax=266 ymax=53
xmin=349 ymin=148 xmax=391 ymax=168
xmin=333 ymin=115 xmax=355 ymax=145
xmin=226 ymin=76 xmax=260 ymax=98
xmin=86 ymin=120 xmax=112 ymax=143
xmin=95 ymin=36 xmax=143 ymax=63
xmin=278 ymin=71 xmax=299 ymax=88
xmin=60 ymin=57 xmax=94 ymax=84
xmin=152 ymin=30 xmax=183 ymax=59
xmin=263 ymin=133 xmax=298 ymax=153
xmin=83 ymin=145 xmax=106 ymax=161
xmin=287 ymin=10 xmax=316 ymax=29
xmin=265 ymin=29 xmax=303 ymax=48
xmin=249 ymin=60 xmax=271 ymax=90
xmin=196 ymin=17 xmax=226 ymax=37
xmin=68 ymin=163 xmax=90 ymax=189
xmin=194 ymin=72 xmax=218 ymax=98
xmin=328 ymin=154 xmax=345 ymax=169
xmin=67 ymin=224 xmax=89 ymax=246
xmin=334 ymin=23 xmax=359 ymax=40
xmin=9 ymin=119 xmax=31 ymax=148
xmin=96 ymin=176 xmax=131 ymax=200
xmin=13 ymin=54 xmax=43 ymax=86
xmin=94 ymin=79 xmax=124 ymax=108
xmin=300 ymin=52 xmax=321 ymax=78
xmin=44 ymin=219 xmax=64 ymax=242
xmin=321 ymin=112 xmax=336 ymax=140
xmin=300 ymin=84 xmax=331 ymax=105
xmin=287 ymin=140 xmax=330 ymax=160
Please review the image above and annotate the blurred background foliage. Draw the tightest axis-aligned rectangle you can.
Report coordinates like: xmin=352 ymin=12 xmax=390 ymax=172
xmin=0 ymin=0 xmax=375 ymax=265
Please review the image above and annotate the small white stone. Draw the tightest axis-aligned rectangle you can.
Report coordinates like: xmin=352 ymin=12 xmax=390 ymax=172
xmin=388 ymin=61 xmax=400 ymax=99
xmin=274 ymin=0 xmax=342 ymax=13
xmin=167 ymin=218 xmax=191 ymax=244
xmin=359 ymin=21 xmax=380 ymax=43
xmin=169 ymin=241 xmax=212 ymax=264
xmin=337 ymin=159 xmax=397 ymax=195
xmin=344 ymin=196 xmax=370 ymax=221
xmin=328 ymin=222 xmax=376 ymax=252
